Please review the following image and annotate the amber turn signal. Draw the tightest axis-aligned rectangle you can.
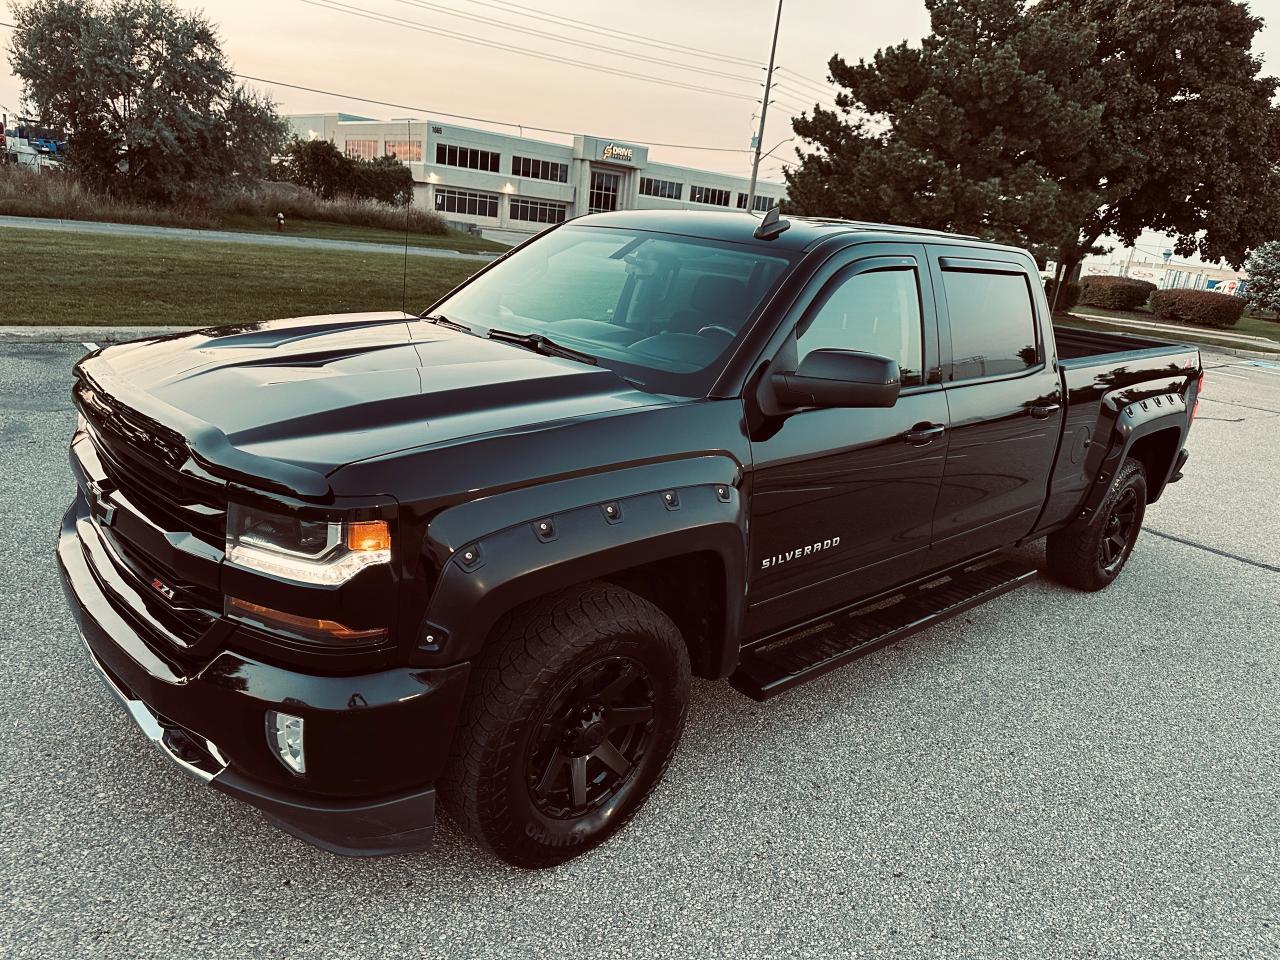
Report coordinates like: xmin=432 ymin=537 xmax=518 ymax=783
xmin=346 ymin=520 xmax=391 ymax=553
xmin=226 ymin=596 xmax=388 ymax=644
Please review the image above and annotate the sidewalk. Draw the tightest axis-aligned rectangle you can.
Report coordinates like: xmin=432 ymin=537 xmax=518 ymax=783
xmin=0 ymin=215 xmax=500 ymax=262
xmin=1069 ymin=310 xmax=1280 ymax=349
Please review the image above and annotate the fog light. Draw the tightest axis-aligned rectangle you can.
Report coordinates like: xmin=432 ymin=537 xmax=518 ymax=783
xmin=266 ymin=710 xmax=306 ymax=775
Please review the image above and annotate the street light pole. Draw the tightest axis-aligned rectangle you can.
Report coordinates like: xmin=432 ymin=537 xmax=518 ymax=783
xmin=746 ymin=0 xmax=783 ymax=214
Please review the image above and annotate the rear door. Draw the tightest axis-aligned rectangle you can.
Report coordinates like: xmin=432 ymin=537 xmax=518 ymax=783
xmin=744 ymin=243 xmax=949 ymax=639
xmin=926 ymin=249 xmax=1063 ymax=566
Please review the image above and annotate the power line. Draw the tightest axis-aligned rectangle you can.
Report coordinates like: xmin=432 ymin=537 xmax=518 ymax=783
xmin=388 ymin=0 xmax=759 ymax=86
xmin=452 ymin=0 xmax=760 ymax=68
xmin=776 ymin=67 xmax=839 ymax=97
xmin=298 ymin=0 xmax=759 ymax=103
xmin=3 ymin=14 xmax=758 ymax=156
xmin=235 ymin=73 xmax=753 ymax=153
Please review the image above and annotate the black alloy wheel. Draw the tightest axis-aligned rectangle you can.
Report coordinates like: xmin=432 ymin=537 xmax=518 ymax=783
xmin=441 ymin=581 xmax=690 ymax=868
xmin=527 ymin=656 xmax=657 ymax=819
xmin=1046 ymin=456 xmax=1148 ymax=592
xmin=1099 ymin=486 xmax=1140 ymax=574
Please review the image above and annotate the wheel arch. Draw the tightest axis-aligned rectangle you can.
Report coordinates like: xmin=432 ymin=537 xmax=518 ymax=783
xmin=416 ymin=458 xmax=748 ymax=678
xmin=1125 ymin=427 xmax=1182 ymax=504
xmin=1077 ymin=388 xmax=1190 ymax=521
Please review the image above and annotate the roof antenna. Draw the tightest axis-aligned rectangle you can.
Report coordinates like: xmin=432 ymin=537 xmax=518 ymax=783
xmin=753 ymin=205 xmax=790 ymax=241
xmin=400 ymin=118 xmax=411 ymax=317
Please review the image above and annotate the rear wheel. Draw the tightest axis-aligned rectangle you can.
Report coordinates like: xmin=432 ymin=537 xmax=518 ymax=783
xmin=440 ymin=581 xmax=690 ymax=868
xmin=1046 ymin=457 xmax=1148 ymax=591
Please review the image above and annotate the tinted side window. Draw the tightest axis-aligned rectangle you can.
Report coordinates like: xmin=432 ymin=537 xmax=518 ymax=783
xmin=942 ymin=269 xmax=1039 ymax=380
xmin=796 ymin=267 xmax=924 ymax=387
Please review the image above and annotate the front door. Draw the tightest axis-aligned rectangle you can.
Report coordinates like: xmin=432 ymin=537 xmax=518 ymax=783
xmin=745 ymin=245 xmax=949 ymax=640
xmin=589 ymin=170 xmax=620 ymax=213
xmin=926 ymin=249 xmax=1064 ymax=566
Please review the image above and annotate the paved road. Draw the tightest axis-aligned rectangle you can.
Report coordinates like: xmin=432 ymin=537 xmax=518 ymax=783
xmin=0 ymin=342 xmax=1276 ymax=959
xmin=0 ymin=215 xmax=500 ymax=261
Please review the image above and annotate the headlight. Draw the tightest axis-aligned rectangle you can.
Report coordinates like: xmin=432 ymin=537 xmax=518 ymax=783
xmin=226 ymin=503 xmax=391 ymax=585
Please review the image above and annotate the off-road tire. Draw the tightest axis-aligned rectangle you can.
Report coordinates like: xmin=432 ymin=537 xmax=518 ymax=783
xmin=1046 ymin=457 xmax=1148 ymax=591
xmin=439 ymin=581 xmax=690 ymax=868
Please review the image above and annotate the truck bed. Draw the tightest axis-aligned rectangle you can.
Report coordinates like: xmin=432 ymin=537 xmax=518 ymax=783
xmin=1053 ymin=323 xmax=1189 ymax=362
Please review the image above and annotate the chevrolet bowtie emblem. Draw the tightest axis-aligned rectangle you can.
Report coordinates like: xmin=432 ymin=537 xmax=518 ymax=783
xmin=87 ymin=478 xmax=117 ymax=527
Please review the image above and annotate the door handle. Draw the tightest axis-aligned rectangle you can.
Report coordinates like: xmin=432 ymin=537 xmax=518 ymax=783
xmin=1029 ymin=402 xmax=1062 ymax=420
xmin=904 ymin=423 xmax=946 ymax=445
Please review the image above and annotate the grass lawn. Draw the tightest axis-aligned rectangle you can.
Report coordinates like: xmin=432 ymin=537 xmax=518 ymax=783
xmin=1069 ymin=304 xmax=1280 ymax=342
xmin=1 ymin=228 xmax=483 ymax=326
xmin=1057 ymin=314 xmax=1280 ymax=355
xmin=217 ymin=214 xmax=510 ymax=254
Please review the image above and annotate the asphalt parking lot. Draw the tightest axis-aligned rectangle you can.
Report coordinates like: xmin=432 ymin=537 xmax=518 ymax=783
xmin=1 ymin=338 xmax=1276 ymax=959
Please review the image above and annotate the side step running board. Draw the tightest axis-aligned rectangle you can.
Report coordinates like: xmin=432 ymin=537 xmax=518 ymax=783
xmin=730 ymin=559 xmax=1038 ymax=701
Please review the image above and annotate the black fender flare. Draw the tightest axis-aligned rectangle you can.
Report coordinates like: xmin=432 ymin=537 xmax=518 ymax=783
xmin=1078 ymin=389 xmax=1189 ymax=521
xmin=418 ymin=457 xmax=748 ymax=675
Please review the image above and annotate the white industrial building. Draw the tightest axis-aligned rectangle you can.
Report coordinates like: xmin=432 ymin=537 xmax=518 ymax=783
xmin=287 ymin=113 xmax=788 ymax=237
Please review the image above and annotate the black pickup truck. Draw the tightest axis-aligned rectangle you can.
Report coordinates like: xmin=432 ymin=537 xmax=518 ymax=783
xmin=59 ymin=210 xmax=1202 ymax=867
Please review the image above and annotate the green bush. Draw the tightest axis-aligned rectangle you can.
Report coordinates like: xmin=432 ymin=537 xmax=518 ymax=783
xmin=1079 ymin=275 xmax=1157 ymax=310
xmin=1149 ymin=289 xmax=1245 ymax=328
xmin=1044 ymin=279 xmax=1081 ymax=312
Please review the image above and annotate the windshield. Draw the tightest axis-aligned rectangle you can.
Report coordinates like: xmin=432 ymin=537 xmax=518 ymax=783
xmin=430 ymin=225 xmax=793 ymax=395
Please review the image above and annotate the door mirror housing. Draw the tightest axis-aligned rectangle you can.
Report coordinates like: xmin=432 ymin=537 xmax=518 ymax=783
xmin=770 ymin=349 xmax=901 ymax=409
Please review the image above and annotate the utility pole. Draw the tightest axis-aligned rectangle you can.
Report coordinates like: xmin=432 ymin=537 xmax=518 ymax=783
xmin=746 ymin=0 xmax=783 ymax=214
xmin=1122 ymin=244 xmax=1137 ymax=278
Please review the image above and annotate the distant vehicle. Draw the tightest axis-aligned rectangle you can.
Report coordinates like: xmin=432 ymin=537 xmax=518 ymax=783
xmin=2 ymin=120 xmax=66 ymax=171
xmin=59 ymin=210 xmax=1203 ymax=868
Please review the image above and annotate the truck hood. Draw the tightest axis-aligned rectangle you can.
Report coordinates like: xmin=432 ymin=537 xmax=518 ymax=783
xmin=78 ymin=312 xmax=670 ymax=498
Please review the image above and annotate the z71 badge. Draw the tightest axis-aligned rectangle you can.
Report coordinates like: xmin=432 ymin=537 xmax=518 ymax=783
xmin=761 ymin=537 xmax=841 ymax=570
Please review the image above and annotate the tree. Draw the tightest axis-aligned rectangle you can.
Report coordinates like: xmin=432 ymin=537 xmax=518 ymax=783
xmin=787 ymin=0 xmax=1280 ymax=282
xmin=786 ymin=0 xmax=1107 ymax=254
xmin=278 ymin=138 xmax=414 ymax=206
xmin=351 ymin=155 xmax=414 ymax=207
xmin=7 ymin=0 xmax=287 ymax=203
xmin=281 ymin=138 xmax=351 ymax=201
xmin=1244 ymin=241 xmax=1280 ymax=317
xmin=1039 ymin=0 xmax=1280 ymax=279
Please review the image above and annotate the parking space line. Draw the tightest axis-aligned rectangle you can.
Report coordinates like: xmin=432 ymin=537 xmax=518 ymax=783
xmin=1145 ymin=527 xmax=1280 ymax=574
xmin=81 ymin=341 xmax=99 ymax=351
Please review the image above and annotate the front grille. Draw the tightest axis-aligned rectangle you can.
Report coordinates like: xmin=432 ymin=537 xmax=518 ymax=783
xmin=76 ymin=381 xmax=227 ymax=547
xmin=106 ymin=532 xmax=219 ymax=647
xmin=75 ymin=378 xmax=227 ymax=653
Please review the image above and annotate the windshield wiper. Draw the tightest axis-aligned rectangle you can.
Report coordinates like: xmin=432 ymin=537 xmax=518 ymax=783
xmin=487 ymin=328 xmax=598 ymax=366
xmin=422 ymin=313 xmax=476 ymax=335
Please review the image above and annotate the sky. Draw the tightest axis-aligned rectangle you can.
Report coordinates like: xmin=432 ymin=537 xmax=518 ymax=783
xmin=1 ymin=0 xmax=932 ymax=178
xmin=1 ymin=0 xmax=1277 ymax=205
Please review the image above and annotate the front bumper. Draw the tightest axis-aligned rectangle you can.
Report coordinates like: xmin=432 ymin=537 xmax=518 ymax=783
xmin=58 ymin=495 xmax=470 ymax=857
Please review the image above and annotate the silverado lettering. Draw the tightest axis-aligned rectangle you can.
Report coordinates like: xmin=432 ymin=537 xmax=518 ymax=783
xmin=761 ymin=537 xmax=841 ymax=568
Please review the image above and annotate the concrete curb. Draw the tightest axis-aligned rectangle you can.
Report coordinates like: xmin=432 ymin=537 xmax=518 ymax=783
xmin=0 ymin=326 xmax=199 ymax=343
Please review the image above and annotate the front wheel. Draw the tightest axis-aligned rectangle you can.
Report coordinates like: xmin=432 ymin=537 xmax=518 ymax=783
xmin=1046 ymin=457 xmax=1148 ymax=591
xmin=440 ymin=581 xmax=690 ymax=868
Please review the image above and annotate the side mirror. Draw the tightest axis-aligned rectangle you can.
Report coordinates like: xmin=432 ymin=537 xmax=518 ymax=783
xmin=770 ymin=349 xmax=901 ymax=409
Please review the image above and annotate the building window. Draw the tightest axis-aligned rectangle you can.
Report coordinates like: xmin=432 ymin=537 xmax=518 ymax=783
xmin=589 ymin=170 xmax=621 ymax=213
xmin=639 ymin=176 xmax=682 ymax=200
xmin=435 ymin=188 xmax=499 ymax=218
xmin=384 ymin=139 xmax=422 ymax=162
xmin=344 ymin=139 xmax=379 ymax=160
xmin=689 ymin=185 xmax=730 ymax=207
xmin=736 ymin=192 xmax=775 ymax=211
xmin=511 ymin=155 xmax=569 ymax=183
xmin=510 ymin=197 xmax=568 ymax=224
xmin=435 ymin=143 xmax=501 ymax=172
